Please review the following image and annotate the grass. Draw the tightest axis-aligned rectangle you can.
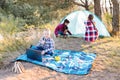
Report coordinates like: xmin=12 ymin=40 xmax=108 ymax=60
xmin=0 ymin=36 xmax=32 ymax=65
xmin=93 ymin=38 xmax=120 ymax=72
xmin=0 ymin=37 xmax=29 ymax=52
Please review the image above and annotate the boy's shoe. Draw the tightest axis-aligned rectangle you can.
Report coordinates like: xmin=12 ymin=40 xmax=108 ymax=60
xmin=63 ymin=35 xmax=68 ymax=39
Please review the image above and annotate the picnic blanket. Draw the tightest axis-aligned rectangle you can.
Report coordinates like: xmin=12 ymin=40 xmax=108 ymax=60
xmin=16 ymin=49 xmax=96 ymax=75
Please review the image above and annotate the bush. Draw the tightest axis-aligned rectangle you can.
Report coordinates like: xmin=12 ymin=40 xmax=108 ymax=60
xmin=0 ymin=37 xmax=29 ymax=52
xmin=3 ymin=0 xmax=73 ymax=27
xmin=0 ymin=13 xmax=25 ymax=35
xmin=4 ymin=0 xmax=40 ymax=26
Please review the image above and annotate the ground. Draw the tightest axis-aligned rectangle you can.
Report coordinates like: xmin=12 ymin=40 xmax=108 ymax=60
xmin=0 ymin=37 xmax=120 ymax=80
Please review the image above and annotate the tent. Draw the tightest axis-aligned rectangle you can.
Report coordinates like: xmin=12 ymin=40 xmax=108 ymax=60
xmin=60 ymin=10 xmax=110 ymax=37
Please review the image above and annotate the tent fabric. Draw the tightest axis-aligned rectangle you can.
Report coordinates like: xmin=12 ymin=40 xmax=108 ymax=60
xmin=60 ymin=10 xmax=110 ymax=37
xmin=16 ymin=46 xmax=96 ymax=75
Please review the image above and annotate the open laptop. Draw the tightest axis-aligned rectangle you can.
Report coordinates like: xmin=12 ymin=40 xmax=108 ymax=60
xmin=26 ymin=48 xmax=42 ymax=62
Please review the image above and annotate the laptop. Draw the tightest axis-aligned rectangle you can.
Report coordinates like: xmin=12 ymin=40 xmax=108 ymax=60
xmin=26 ymin=48 xmax=42 ymax=62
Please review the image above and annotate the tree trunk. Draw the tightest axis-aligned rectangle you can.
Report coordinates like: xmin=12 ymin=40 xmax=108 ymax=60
xmin=101 ymin=0 xmax=105 ymax=14
xmin=111 ymin=0 xmax=119 ymax=36
xmin=109 ymin=0 xmax=113 ymax=15
xmin=84 ymin=0 xmax=89 ymax=10
xmin=105 ymin=0 xmax=108 ymax=13
xmin=94 ymin=0 xmax=101 ymax=20
xmin=0 ymin=0 xmax=5 ymax=9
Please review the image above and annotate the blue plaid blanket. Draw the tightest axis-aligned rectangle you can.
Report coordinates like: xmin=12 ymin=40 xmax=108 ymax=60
xmin=16 ymin=49 xmax=96 ymax=75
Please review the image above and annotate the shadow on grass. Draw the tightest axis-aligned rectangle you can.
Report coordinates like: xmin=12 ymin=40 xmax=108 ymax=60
xmin=80 ymin=39 xmax=112 ymax=51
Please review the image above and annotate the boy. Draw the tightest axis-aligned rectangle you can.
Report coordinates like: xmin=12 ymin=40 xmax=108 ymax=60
xmin=36 ymin=29 xmax=55 ymax=56
xmin=54 ymin=19 xmax=72 ymax=38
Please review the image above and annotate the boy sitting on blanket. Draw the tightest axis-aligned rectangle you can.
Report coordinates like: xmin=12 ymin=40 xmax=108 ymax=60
xmin=36 ymin=28 xmax=55 ymax=56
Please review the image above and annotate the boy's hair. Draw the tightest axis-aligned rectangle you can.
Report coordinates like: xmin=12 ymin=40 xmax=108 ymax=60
xmin=64 ymin=19 xmax=70 ymax=23
xmin=88 ymin=14 xmax=94 ymax=20
xmin=44 ymin=28 xmax=51 ymax=35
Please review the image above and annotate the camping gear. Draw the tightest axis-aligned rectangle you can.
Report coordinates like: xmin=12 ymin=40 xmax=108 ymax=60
xmin=16 ymin=46 xmax=96 ymax=75
xmin=60 ymin=10 xmax=110 ymax=37
xmin=12 ymin=61 xmax=25 ymax=74
xmin=26 ymin=48 xmax=42 ymax=62
xmin=54 ymin=56 xmax=61 ymax=61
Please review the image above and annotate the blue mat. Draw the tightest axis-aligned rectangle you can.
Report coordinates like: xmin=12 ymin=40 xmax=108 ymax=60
xmin=16 ymin=49 xmax=96 ymax=75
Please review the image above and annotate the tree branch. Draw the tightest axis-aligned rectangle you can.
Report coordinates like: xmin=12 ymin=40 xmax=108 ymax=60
xmin=80 ymin=0 xmax=85 ymax=4
xmin=72 ymin=0 xmax=85 ymax=7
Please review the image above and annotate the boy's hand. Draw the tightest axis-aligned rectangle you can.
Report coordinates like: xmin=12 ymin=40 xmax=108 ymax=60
xmin=40 ymin=40 xmax=45 ymax=44
xmin=41 ymin=51 xmax=45 ymax=55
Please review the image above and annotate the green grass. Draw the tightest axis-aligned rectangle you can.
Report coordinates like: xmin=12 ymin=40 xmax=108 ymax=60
xmin=0 ymin=36 xmax=31 ymax=57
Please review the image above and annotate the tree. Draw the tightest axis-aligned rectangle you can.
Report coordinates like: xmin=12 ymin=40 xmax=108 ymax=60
xmin=94 ymin=0 xmax=101 ymax=20
xmin=0 ymin=0 xmax=5 ymax=9
xmin=111 ymin=0 xmax=119 ymax=36
xmin=105 ymin=0 xmax=108 ymax=13
xmin=109 ymin=0 xmax=113 ymax=15
xmin=72 ymin=0 xmax=91 ymax=10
